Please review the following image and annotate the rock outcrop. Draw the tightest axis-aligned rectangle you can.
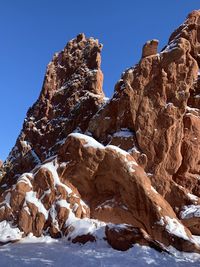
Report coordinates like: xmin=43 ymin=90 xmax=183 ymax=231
xmin=1 ymin=11 xmax=200 ymax=253
xmin=1 ymin=33 xmax=105 ymax=188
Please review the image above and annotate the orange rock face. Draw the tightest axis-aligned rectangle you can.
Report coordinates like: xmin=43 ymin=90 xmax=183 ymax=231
xmin=1 ymin=11 xmax=200 ymax=253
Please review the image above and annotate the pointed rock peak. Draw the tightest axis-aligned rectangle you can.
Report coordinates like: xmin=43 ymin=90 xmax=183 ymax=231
xmin=169 ymin=9 xmax=200 ymax=65
xmin=142 ymin=39 xmax=159 ymax=58
xmin=1 ymin=34 xmax=106 ymax=183
xmin=76 ymin=33 xmax=86 ymax=42
xmin=40 ymin=33 xmax=104 ymax=100
xmin=186 ymin=9 xmax=200 ymax=24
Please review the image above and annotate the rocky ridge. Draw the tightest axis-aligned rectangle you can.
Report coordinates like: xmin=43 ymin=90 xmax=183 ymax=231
xmin=1 ymin=11 xmax=200 ymax=253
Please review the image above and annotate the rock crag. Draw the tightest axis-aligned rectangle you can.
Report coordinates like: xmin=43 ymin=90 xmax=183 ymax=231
xmin=1 ymin=11 xmax=200 ymax=253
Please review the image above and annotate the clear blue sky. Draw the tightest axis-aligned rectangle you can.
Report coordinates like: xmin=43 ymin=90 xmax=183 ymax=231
xmin=0 ymin=0 xmax=199 ymax=161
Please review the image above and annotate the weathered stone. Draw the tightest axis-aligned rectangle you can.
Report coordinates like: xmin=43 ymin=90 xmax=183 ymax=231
xmin=142 ymin=39 xmax=159 ymax=58
xmin=1 ymin=11 xmax=200 ymax=253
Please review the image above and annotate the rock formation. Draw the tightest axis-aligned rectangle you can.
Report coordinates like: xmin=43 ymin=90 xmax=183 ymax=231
xmin=1 ymin=10 xmax=200 ymax=253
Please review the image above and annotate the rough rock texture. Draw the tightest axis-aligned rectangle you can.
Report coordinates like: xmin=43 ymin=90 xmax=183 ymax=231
xmin=1 ymin=11 xmax=200 ymax=253
xmin=142 ymin=39 xmax=159 ymax=58
xmin=105 ymin=224 xmax=168 ymax=252
xmin=1 ymin=33 xmax=105 ymax=188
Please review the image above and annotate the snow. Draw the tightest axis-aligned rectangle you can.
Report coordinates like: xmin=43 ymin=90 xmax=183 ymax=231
xmin=68 ymin=133 xmax=139 ymax=173
xmin=151 ymin=186 xmax=158 ymax=194
xmin=69 ymin=133 xmax=104 ymax=149
xmin=85 ymin=91 xmax=103 ymax=99
xmin=17 ymin=173 xmax=33 ymax=188
xmin=186 ymin=106 xmax=199 ymax=112
xmin=107 ymin=145 xmax=130 ymax=157
xmin=103 ymin=97 xmax=110 ymax=102
xmin=157 ymin=206 xmax=161 ymax=212
xmin=40 ymin=189 xmax=51 ymax=201
xmin=96 ymin=198 xmax=128 ymax=211
xmin=19 ymin=233 xmax=58 ymax=244
xmin=113 ymin=128 xmax=134 ymax=138
xmin=4 ymin=192 xmax=11 ymax=207
xmin=59 ymin=198 xmax=106 ymax=240
xmin=180 ymin=205 xmax=200 ymax=219
xmin=72 ymin=203 xmax=79 ymax=212
xmin=158 ymin=216 xmax=190 ymax=241
xmin=25 ymin=191 xmax=49 ymax=220
xmin=1 ymin=191 xmax=11 ymax=208
xmin=67 ymin=218 xmax=106 ymax=240
xmin=20 ymin=141 xmax=33 ymax=152
xmin=0 ymin=221 xmax=22 ymax=242
xmin=49 ymin=204 xmax=59 ymax=230
xmin=187 ymin=193 xmax=198 ymax=202
xmin=162 ymin=41 xmax=177 ymax=53
xmin=106 ymin=145 xmax=138 ymax=173
xmin=57 ymin=199 xmax=70 ymax=209
xmin=165 ymin=102 xmax=174 ymax=108
xmin=0 ymin=239 xmax=200 ymax=266
xmin=128 ymin=146 xmax=140 ymax=154
xmin=165 ymin=216 xmax=189 ymax=240
xmin=23 ymin=206 xmax=31 ymax=215
xmin=186 ymin=113 xmax=199 ymax=119
xmin=42 ymin=160 xmax=72 ymax=195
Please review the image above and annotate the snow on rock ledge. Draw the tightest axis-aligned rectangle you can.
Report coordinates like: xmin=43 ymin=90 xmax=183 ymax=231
xmin=1 ymin=10 xmax=200 ymax=254
xmin=0 ymin=132 xmax=199 ymax=253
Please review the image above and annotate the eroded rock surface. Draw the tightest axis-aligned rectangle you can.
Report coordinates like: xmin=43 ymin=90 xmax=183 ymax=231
xmin=1 ymin=11 xmax=200 ymax=253
xmin=1 ymin=33 xmax=105 ymax=188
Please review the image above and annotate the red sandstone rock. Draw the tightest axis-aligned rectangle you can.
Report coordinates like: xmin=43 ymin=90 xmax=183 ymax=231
xmin=1 ymin=11 xmax=200 ymax=253
xmin=105 ymin=224 xmax=168 ymax=252
xmin=1 ymin=33 xmax=105 ymax=188
xmin=142 ymin=39 xmax=159 ymax=58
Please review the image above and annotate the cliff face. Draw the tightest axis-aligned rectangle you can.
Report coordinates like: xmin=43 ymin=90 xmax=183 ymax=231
xmin=1 ymin=33 xmax=105 ymax=186
xmin=1 ymin=11 xmax=200 ymax=253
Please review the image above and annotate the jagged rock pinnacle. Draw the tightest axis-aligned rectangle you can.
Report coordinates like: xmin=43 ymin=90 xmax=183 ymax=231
xmin=1 ymin=11 xmax=200 ymax=253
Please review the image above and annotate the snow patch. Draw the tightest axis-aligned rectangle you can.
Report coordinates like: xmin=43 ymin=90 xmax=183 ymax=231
xmin=96 ymin=198 xmax=128 ymax=211
xmin=19 ymin=233 xmax=58 ymax=244
xmin=69 ymin=133 xmax=104 ymax=149
xmin=151 ymin=186 xmax=158 ymax=194
xmin=0 ymin=221 xmax=22 ymax=242
xmin=162 ymin=41 xmax=177 ymax=53
xmin=42 ymin=160 xmax=72 ymax=195
xmin=180 ymin=205 xmax=200 ymax=219
xmin=25 ymin=191 xmax=48 ymax=220
xmin=57 ymin=199 xmax=70 ymax=209
xmin=187 ymin=193 xmax=199 ymax=202
xmin=113 ymin=129 xmax=134 ymax=138
xmin=1 ymin=191 xmax=11 ymax=208
xmin=107 ymin=145 xmax=130 ymax=157
xmin=17 ymin=173 xmax=33 ymax=188
xmin=66 ymin=217 xmax=106 ymax=240
xmin=158 ymin=216 xmax=190 ymax=241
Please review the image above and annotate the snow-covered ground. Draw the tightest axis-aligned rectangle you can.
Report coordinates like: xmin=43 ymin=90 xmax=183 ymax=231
xmin=0 ymin=238 xmax=200 ymax=267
